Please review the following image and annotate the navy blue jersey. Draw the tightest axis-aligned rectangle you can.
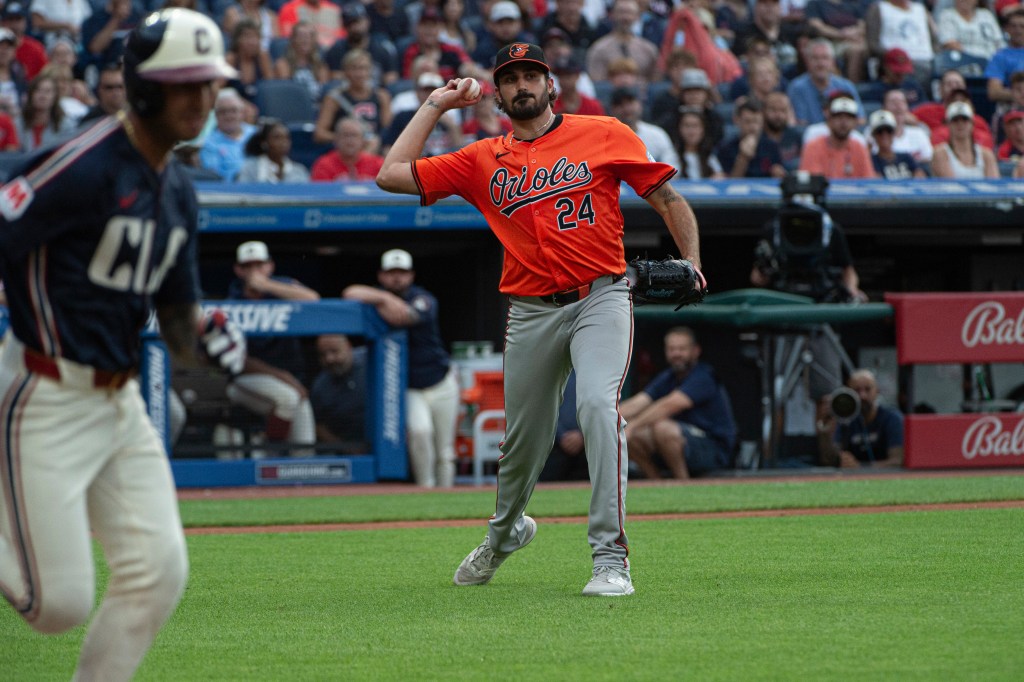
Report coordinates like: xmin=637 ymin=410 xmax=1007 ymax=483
xmin=226 ymin=276 xmax=308 ymax=382
xmin=399 ymin=283 xmax=450 ymax=390
xmin=835 ymin=404 xmax=904 ymax=464
xmin=0 ymin=116 xmax=201 ymax=372
xmin=642 ymin=362 xmax=737 ymax=451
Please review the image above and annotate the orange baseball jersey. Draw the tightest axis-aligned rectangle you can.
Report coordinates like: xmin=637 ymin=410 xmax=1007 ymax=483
xmin=411 ymin=114 xmax=677 ymax=296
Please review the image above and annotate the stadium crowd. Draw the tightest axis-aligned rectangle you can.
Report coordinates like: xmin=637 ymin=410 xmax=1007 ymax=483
xmin=1 ymin=0 xmax=1024 ymax=179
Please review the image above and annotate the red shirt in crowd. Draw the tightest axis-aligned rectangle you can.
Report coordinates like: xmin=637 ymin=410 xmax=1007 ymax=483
xmin=310 ymin=150 xmax=384 ymax=181
xmin=0 ymin=112 xmax=19 ymax=151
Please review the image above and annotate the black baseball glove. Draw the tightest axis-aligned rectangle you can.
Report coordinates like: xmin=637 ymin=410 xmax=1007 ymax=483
xmin=627 ymin=257 xmax=707 ymax=310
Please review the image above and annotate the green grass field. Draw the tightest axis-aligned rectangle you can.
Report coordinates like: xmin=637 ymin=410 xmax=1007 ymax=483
xmin=3 ymin=473 xmax=1023 ymax=680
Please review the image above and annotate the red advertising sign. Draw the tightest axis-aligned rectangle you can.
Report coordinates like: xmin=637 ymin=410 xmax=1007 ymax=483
xmin=886 ymin=292 xmax=1024 ymax=364
xmin=905 ymin=413 xmax=1024 ymax=469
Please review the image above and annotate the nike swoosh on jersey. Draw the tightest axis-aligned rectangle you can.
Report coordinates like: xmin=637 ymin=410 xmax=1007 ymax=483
xmin=119 ymin=189 xmax=139 ymax=209
xmin=495 ymin=151 xmax=511 ymax=159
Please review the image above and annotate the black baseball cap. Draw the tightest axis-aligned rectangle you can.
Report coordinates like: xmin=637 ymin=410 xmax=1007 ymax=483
xmin=610 ymin=86 xmax=640 ymax=106
xmin=341 ymin=2 xmax=367 ymax=24
xmin=1 ymin=2 xmax=28 ymax=19
xmin=493 ymin=43 xmax=549 ymax=83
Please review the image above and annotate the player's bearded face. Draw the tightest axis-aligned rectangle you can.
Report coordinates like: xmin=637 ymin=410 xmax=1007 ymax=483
xmin=501 ymin=87 xmax=551 ymax=120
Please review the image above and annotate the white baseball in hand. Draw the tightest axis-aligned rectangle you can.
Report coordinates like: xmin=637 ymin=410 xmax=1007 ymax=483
xmin=460 ymin=77 xmax=482 ymax=101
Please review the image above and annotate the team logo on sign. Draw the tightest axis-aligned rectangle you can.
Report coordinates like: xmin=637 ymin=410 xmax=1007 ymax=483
xmin=960 ymin=301 xmax=1024 ymax=347
xmin=961 ymin=415 xmax=1024 ymax=459
xmin=0 ymin=176 xmax=35 ymax=220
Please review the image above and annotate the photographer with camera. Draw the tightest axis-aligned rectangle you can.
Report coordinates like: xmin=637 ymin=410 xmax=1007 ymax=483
xmin=817 ymin=369 xmax=904 ymax=468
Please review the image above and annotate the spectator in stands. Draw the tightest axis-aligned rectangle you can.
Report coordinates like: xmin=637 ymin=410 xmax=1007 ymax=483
xmin=733 ymin=0 xmax=801 ymax=74
xmin=225 ymin=19 xmax=273 ymax=108
xmin=551 ymin=56 xmax=605 ymax=115
xmin=222 ymin=0 xmax=280 ymax=54
xmin=536 ymin=0 xmax=604 ymax=53
xmin=199 ymin=88 xmax=258 ymax=182
xmin=915 ymin=76 xmax=995 ymax=148
xmin=715 ymin=0 xmax=751 ymax=49
xmin=787 ymin=38 xmax=864 ymax=126
xmin=938 ymin=0 xmax=1005 ymax=61
xmin=621 ymin=327 xmax=737 ymax=480
xmin=461 ymin=80 xmax=513 ymax=139
xmin=993 ymin=70 xmax=1024 ymax=142
xmin=538 ymin=370 xmax=590 ymax=481
xmin=274 ymin=19 xmax=330 ymax=103
xmin=390 ymin=55 xmax=441 ymax=115
xmin=174 ymin=143 xmax=224 ymax=181
xmin=314 ymin=48 xmax=393 ymax=147
xmin=660 ymin=2 xmax=744 ymax=85
xmin=997 ymin=109 xmax=1024 ymax=160
xmin=817 ymin=368 xmax=903 ymax=468
xmin=656 ymin=67 xmax=726 ymax=149
xmin=400 ymin=7 xmax=486 ymax=82
xmin=325 ymin=2 xmax=399 ymax=87
xmin=931 ymin=101 xmax=1000 ymax=177
xmin=1 ymin=3 xmax=45 ymax=81
xmin=39 ymin=62 xmax=89 ymax=126
xmin=717 ymin=97 xmax=786 ymax=178
xmin=610 ymin=86 xmax=681 ymax=169
xmin=672 ymin=106 xmax=726 ymax=179
xmin=799 ymin=93 xmax=875 ymax=177
xmin=869 ymin=109 xmax=926 ymax=178
xmin=80 ymin=0 xmax=138 ymax=77
xmin=238 ymin=118 xmax=311 ymax=182
xmin=586 ymin=0 xmax=660 ymax=85
xmin=439 ymin=0 xmax=476 ymax=53
xmin=383 ymin=72 xmax=464 ymax=156
xmin=763 ymin=90 xmax=804 ymax=168
xmin=14 ymin=71 xmax=74 ymax=152
xmin=30 ymin=0 xmax=92 ymax=49
xmin=278 ymin=0 xmax=343 ymax=50
xmin=729 ymin=54 xmax=787 ymax=104
xmin=312 ymin=116 xmax=385 ymax=181
xmin=0 ymin=27 xmax=27 ymax=118
xmin=227 ymin=240 xmax=319 ymax=458
xmin=471 ymin=1 xmax=533 ymax=69
xmin=803 ymin=0 xmax=869 ymax=82
xmin=865 ymin=0 xmax=938 ymax=86
xmin=802 ymin=89 xmax=869 ymax=146
xmin=605 ymin=55 xmax=645 ymax=97
xmin=343 ymin=249 xmax=461 ymax=488
xmin=367 ymin=0 xmax=410 ymax=46
xmin=649 ymin=47 xmax=698 ymax=123
xmin=984 ymin=10 xmax=1024 ymax=112
xmin=541 ymin=26 xmax=599 ymax=99
xmin=858 ymin=48 xmax=927 ymax=108
xmin=80 ymin=61 xmax=124 ymax=124
xmin=311 ymin=334 xmax=370 ymax=454
xmin=878 ymin=88 xmax=933 ymax=164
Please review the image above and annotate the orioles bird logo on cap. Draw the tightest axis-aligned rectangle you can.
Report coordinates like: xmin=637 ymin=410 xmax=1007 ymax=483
xmin=510 ymin=43 xmax=529 ymax=58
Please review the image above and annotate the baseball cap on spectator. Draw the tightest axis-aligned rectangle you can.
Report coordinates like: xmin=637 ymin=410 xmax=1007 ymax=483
xmin=381 ymin=249 xmax=413 ymax=271
xmin=417 ymin=72 xmax=445 ymax=89
xmin=493 ymin=43 xmax=549 ymax=82
xmin=1004 ymin=110 xmax=1024 ymax=124
xmin=828 ymin=95 xmax=858 ymax=116
xmin=0 ymin=2 xmax=27 ymax=19
xmin=883 ymin=48 xmax=913 ymax=75
xmin=341 ymin=2 xmax=367 ymax=25
xmin=610 ymin=86 xmax=640 ymax=106
xmin=419 ymin=7 xmax=443 ymax=22
xmin=868 ymin=109 xmax=897 ymax=135
xmin=541 ymin=27 xmax=570 ymax=46
xmin=995 ymin=0 xmax=1022 ymax=18
xmin=490 ymin=1 xmax=520 ymax=21
xmin=679 ymin=68 xmax=711 ymax=91
xmin=0 ymin=27 xmax=14 ymax=44
xmin=236 ymin=241 xmax=271 ymax=264
xmin=946 ymin=101 xmax=974 ymax=121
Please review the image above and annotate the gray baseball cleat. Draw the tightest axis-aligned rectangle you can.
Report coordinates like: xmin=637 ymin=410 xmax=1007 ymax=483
xmin=582 ymin=565 xmax=635 ymax=596
xmin=453 ymin=515 xmax=537 ymax=586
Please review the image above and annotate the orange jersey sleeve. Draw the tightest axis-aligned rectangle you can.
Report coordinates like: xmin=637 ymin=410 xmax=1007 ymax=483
xmin=412 ymin=115 xmax=676 ymax=296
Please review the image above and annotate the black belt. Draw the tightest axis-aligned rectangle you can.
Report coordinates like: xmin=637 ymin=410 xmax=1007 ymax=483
xmin=538 ymin=275 xmax=624 ymax=307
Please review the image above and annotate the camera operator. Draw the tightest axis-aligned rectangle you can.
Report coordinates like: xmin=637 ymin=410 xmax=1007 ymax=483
xmin=817 ymin=369 xmax=904 ymax=468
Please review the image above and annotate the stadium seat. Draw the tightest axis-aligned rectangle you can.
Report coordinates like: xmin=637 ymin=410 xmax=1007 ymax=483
xmin=287 ymin=122 xmax=332 ymax=170
xmin=268 ymin=36 xmax=291 ymax=61
xmin=255 ymin=79 xmax=318 ymax=124
xmin=998 ymin=160 xmax=1017 ymax=178
xmin=932 ymin=50 xmax=988 ymax=79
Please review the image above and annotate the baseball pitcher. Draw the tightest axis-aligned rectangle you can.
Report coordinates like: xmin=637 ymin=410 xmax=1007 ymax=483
xmin=376 ymin=43 xmax=706 ymax=596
